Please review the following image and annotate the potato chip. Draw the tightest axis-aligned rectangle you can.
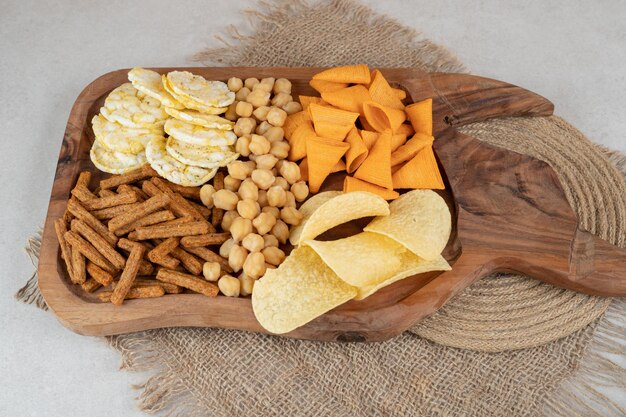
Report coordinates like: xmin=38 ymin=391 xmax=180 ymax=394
xmin=90 ymin=141 xmax=148 ymax=174
xmin=252 ymin=246 xmax=357 ymax=334
xmin=312 ymin=64 xmax=371 ymax=84
xmin=146 ymin=136 xmax=217 ymax=186
xmin=354 ymin=253 xmax=450 ymax=300
xmin=165 ymin=136 xmax=237 ymax=168
xmin=162 ymin=75 xmax=228 ymax=114
xmin=343 ymin=176 xmax=399 ymax=200
xmin=128 ymin=67 xmax=185 ymax=109
xmin=164 ymin=119 xmax=237 ymax=147
xmin=166 ymin=71 xmax=235 ymax=108
xmin=289 ymin=191 xmax=389 ymax=245
xmin=304 ymin=232 xmax=406 ymax=287
xmin=164 ymin=107 xmax=234 ymax=130
xmin=405 ymin=98 xmax=433 ymax=136
xmin=101 ymin=83 xmax=169 ymax=129
xmin=364 ymin=190 xmax=451 ymax=260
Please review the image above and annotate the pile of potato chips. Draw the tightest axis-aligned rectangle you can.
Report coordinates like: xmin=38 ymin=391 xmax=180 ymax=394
xmin=252 ymin=189 xmax=452 ymax=334
xmin=91 ymin=68 xmax=238 ymax=186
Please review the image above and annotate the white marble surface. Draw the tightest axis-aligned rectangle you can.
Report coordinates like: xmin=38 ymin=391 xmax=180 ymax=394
xmin=1 ymin=1 xmax=624 ymax=416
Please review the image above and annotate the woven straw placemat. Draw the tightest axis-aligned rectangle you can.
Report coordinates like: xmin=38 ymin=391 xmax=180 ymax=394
xmin=17 ymin=1 xmax=626 ymax=416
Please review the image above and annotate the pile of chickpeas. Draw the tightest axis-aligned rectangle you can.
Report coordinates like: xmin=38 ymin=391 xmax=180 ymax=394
xmin=198 ymin=76 xmax=308 ymax=297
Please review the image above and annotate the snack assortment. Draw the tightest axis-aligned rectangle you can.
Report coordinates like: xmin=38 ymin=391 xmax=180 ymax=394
xmin=57 ymin=65 xmax=453 ymax=333
xmin=284 ymin=64 xmax=443 ymax=200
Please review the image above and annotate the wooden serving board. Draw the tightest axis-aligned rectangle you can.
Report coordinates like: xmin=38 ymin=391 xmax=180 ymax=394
xmin=38 ymin=67 xmax=626 ymax=342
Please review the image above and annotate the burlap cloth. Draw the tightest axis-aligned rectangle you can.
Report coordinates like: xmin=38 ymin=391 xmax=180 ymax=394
xmin=17 ymin=1 xmax=626 ymax=415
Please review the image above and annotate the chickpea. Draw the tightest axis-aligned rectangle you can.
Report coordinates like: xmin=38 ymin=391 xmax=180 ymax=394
xmin=234 ymin=117 xmax=256 ymax=136
xmin=227 ymin=77 xmax=243 ymax=92
xmin=249 ymin=134 xmax=271 ymax=156
xmin=272 ymin=93 xmax=292 ymax=108
xmin=252 ymin=105 xmax=270 ymax=121
xmin=238 ymin=179 xmax=258 ymax=201
xmin=279 ymin=161 xmax=301 ymax=184
xmin=259 ymin=77 xmax=275 ymax=92
xmin=255 ymin=154 xmax=278 ymax=170
xmin=221 ymin=210 xmax=240 ymax=232
xmin=235 ymin=87 xmax=250 ymax=101
xmin=239 ymin=273 xmax=255 ymax=296
xmin=223 ymin=175 xmax=242 ymax=192
xmin=228 ymin=160 xmax=254 ymax=180
xmin=219 ymin=238 xmax=235 ymax=258
xmin=199 ymin=184 xmax=216 ymax=208
xmin=244 ymin=77 xmax=260 ymax=90
xmin=252 ymin=212 xmax=276 ymax=235
xmin=218 ymin=275 xmax=240 ymax=297
xmin=261 ymin=205 xmax=280 ymax=218
xmin=243 ymin=252 xmax=266 ymax=279
xmin=267 ymin=186 xmax=287 ymax=207
xmin=224 ymin=101 xmax=238 ymax=121
xmin=235 ymin=135 xmax=251 ymax=157
xmin=246 ymin=90 xmax=271 ymax=108
xmin=271 ymin=167 xmax=278 ymax=176
xmin=264 ymin=126 xmax=284 ymax=143
xmin=272 ymin=176 xmax=289 ymax=191
xmin=213 ymin=189 xmax=239 ymax=210
xmin=291 ymin=181 xmax=309 ymax=202
xmin=273 ymin=78 xmax=292 ymax=94
xmin=263 ymin=234 xmax=279 ymax=248
xmin=244 ymin=160 xmax=256 ymax=171
xmin=251 ymin=169 xmax=275 ymax=190
xmin=265 ymin=263 xmax=277 ymax=270
xmin=284 ymin=191 xmax=296 ymax=208
xmin=270 ymin=141 xmax=290 ymax=159
xmin=230 ymin=217 xmax=253 ymax=242
xmin=282 ymin=101 xmax=303 ymax=115
xmin=228 ymin=245 xmax=248 ymax=272
xmin=256 ymin=120 xmax=272 ymax=135
xmin=281 ymin=206 xmax=303 ymax=225
xmin=235 ymin=101 xmax=253 ymax=117
xmin=257 ymin=190 xmax=268 ymax=207
xmin=203 ymin=262 xmax=221 ymax=282
xmin=237 ymin=199 xmax=260 ymax=220
xmin=267 ymin=107 xmax=288 ymax=127
xmin=271 ymin=219 xmax=290 ymax=244
xmin=262 ymin=246 xmax=286 ymax=266
xmin=242 ymin=233 xmax=264 ymax=253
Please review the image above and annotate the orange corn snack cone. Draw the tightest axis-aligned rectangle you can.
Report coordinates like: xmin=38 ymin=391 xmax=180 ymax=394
xmin=305 ymin=136 xmax=350 ymax=193
xmin=344 ymin=128 xmax=369 ymax=173
xmin=312 ymin=64 xmax=371 ymax=84
xmin=309 ymin=103 xmax=359 ymax=141
xmin=359 ymin=115 xmax=376 ymax=131
xmin=299 ymin=156 xmax=345 ymax=182
xmin=393 ymin=88 xmax=407 ymax=100
xmin=283 ymin=110 xmax=311 ymax=140
xmin=288 ymin=121 xmax=315 ymax=161
xmin=344 ymin=176 xmax=399 ymax=200
xmin=390 ymin=132 xmax=434 ymax=166
xmin=368 ymin=70 xmax=405 ymax=110
xmin=362 ymin=101 xmax=406 ymax=133
xmin=391 ymin=133 xmax=407 ymax=152
xmin=396 ymin=123 xmax=415 ymax=136
xmin=333 ymin=159 xmax=346 ymax=172
xmin=354 ymin=129 xmax=393 ymax=189
xmin=359 ymin=130 xmax=379 ymax=150
xmin=309 ymin=79 xmax=348 ymax=94
xmin=405 ymin=98 xmax=433 ymax=136
xmin=299 ymin=95 xmax=328 ymax=110
xmin=321 ymin=85 xmax=372 ymax=114
xmin=392 ymin=145 xmax=444 ymax=190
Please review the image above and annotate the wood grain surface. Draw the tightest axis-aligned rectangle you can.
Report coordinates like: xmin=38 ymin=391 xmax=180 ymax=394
xmin=38 ymin=67 xmax=626 ymax=342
